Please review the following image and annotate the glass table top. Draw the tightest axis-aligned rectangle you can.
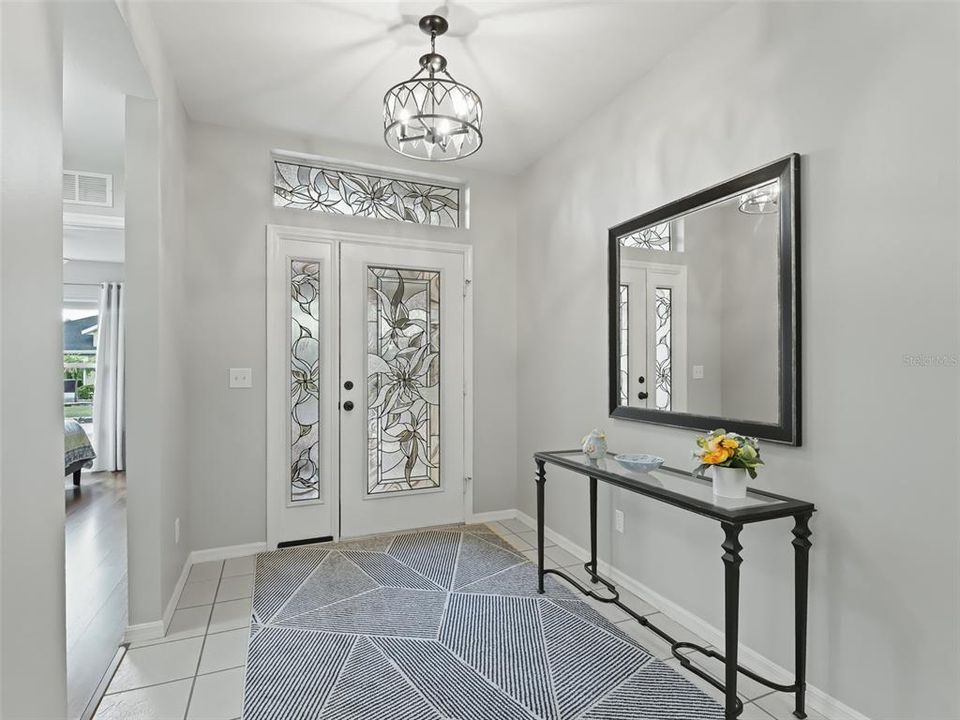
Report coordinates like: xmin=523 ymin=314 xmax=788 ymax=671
xmin=543 ymin=451 xmax=788 ymax=512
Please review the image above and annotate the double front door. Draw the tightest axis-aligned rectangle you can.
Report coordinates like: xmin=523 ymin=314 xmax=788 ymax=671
xmin=267 ymin=229 xmax=467 ymax=547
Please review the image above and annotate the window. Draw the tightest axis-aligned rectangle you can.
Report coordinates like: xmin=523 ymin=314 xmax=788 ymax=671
xmin=289 ymin=260 xmax=322 ymax=503
xmin=654 ymin=288 xmax=672 ymax=411
xmin=273 ymin=159 xmax=463 ymax=229
xmin=63 ymin=307 xmax=98 ymax=425
xmin=618 ymin=222 xmax=671 ymax=250
xmin=618 ymin=284 xmax=629 ymax=406
xmin=367 ymin=266 xmax=441 ymax=495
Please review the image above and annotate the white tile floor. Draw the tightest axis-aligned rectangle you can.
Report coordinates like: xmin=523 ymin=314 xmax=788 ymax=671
xmin=94 ymin=519 xmax=824 ymax=720
xmin=95 ymin=560 xmax=251 ymax=720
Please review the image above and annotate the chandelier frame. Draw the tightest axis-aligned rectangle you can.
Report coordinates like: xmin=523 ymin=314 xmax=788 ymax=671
xmin=382 ymin=14 xmax=483 ymax=162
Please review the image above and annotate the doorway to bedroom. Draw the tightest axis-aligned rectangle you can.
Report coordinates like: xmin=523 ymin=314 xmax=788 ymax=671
xmin=61 ymin=3 xmax=142 ymax=717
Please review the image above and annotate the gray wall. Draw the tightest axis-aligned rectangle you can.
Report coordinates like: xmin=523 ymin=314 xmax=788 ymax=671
xmin=182 ymin=122 xmax=520 ymax=551
xmin=719 ymin=208 xmax=778 ymax=423
xmin=0 ymin=2 xmax=68 ymax=716
xmin=516 ymin=3 xmax=959 ymax=718
xmin=118 ymin=0 xmax=192 ymax=627
xmin=679 ymin=207 xmax=727 ymax=416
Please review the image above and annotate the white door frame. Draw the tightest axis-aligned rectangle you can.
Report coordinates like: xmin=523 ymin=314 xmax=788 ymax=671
xmin=265 ymin=224 xmax=474 ymax=549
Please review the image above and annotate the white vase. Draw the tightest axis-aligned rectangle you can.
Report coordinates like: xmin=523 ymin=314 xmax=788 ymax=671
xmin=711 ymin=466 xmax=749 ymax=499
xmin=581 ymin=429 xmax=608 ymax=460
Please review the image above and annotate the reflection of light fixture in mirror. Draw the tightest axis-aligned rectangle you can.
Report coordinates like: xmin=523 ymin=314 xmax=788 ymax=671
xmin=738 ymin=181 xmax=779 ymax=215
xmin=383 ymin=14 xmax=483 ymax=162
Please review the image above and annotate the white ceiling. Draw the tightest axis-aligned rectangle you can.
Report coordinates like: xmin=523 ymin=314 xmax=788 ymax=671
xmin=150 ymin=1 xmax=729 ymax=174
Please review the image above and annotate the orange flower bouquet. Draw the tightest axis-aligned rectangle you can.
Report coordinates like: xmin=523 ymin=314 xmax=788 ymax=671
xmin=693 ymin=429 xmax=763 ymax=480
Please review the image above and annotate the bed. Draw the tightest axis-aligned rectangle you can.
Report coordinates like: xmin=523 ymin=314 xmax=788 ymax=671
xmin=65 ymin=419 xmax=96 ymax=486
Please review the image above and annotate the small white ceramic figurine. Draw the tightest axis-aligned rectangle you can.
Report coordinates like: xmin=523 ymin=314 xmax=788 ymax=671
xmin=581 ymin=429 xmax=608 ymax=460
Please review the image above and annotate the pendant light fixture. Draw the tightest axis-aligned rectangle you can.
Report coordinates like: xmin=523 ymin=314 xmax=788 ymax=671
xmin=383 ymin=14 xmax=483 ymax=162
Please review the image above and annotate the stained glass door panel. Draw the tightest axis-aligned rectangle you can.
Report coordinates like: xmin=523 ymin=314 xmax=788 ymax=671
xmin=290 ymin=259 xmax=322 ymax=502
xmin=645 ymin=269 xmax=687 ymax=414
xmin=366 ymin=267 xmax=441 ymax=495
xmin=340 ymin=244 xmax=465 ymax=538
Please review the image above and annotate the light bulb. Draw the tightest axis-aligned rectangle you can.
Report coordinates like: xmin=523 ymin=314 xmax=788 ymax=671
xmin=452 ymin=91 xmax=467 ymax=119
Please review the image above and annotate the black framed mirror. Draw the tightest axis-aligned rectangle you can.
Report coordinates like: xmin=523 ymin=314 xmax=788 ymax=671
xmin=608 ymin=154 xmax=801 ymax=445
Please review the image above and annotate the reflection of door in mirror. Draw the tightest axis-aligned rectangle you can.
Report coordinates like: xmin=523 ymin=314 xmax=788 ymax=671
xmin=619 ymin=261 xmax=687 ymax=412
xmin=615 ymin=190 xmax=780 ymax=423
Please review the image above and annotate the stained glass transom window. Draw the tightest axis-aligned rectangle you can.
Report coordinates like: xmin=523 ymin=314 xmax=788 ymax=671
xmin=619 ymin=284 xmax=629 ymax=406
xmin=619 ymin=223 xmax=671 ymax=250
xmin=290 ymin=260 xmax=321 ymax=503
xmin=367 ymin=267 xmax=441 ymax=495
xmin=274 ymin=160 xmax=461 ymax=228
xmin=654 ymin=287 xmax=672 ymax=411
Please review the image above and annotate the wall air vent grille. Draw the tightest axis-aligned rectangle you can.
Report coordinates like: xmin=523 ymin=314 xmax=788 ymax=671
xmin=63 ymin=170 xmax=113 ymax=207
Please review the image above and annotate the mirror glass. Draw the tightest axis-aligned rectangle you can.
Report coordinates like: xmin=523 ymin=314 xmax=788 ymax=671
xmin=614 ymin=180 xmax=782 ymax=425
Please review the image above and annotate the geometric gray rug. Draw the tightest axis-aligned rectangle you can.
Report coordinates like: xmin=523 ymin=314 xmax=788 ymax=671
xmin=243 ymin=524 xmax=723 ymax=719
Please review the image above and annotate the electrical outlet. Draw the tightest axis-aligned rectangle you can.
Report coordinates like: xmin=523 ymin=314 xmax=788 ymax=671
xmin=693 ymin=364 xmax=705 ymax=380
xmin=229 ymin=368 xmax=252 ymax=388
xmin=175 ymin=517 xmax=180 ymax=544
xmin=614 ymin=509 xmax=624 ymax=533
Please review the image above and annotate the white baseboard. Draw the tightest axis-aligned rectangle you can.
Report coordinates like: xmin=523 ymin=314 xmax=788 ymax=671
xmin=189 ymin=541 xmax=267 ymax=565
xmin=468 ymin=509 xmax=518 ymax=524
xmin=513 ymin=510 xmax=869 ymax=720
xmin=124 ymin=541 xmax=266 ymax=644
xmin=123 ymin=619 xmax=165 ymax=644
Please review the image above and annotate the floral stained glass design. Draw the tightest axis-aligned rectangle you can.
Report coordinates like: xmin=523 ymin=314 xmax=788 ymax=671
xmin=290 ymin=260 xmax=321 ymax=502
xmin=367 ymin=267 xmax=441 ymax=495
xmin=619 ymin=284 xmax=629 ymax=406
xmin=654 ymin=288 xmax=672 ymax=411
xmin=619 ymin=223 xmax=671 ymax=250
xmin=274 ymin=160 xmax=461 ymax=228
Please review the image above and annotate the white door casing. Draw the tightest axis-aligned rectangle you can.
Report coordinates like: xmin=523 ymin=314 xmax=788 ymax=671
xmin=266 ymin=225 xmax=472 ymax=549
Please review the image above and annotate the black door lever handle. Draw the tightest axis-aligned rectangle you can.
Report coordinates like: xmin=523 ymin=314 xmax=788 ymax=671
xmin=637 ymin=391 xmax=649 ymax=400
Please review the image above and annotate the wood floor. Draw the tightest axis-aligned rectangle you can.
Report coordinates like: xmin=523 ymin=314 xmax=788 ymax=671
xmin=66 ymin=471 xmax=127 ymax=720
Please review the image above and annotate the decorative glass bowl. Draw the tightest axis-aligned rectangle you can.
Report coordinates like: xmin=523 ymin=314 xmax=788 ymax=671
xmin=614 ymin=454 xmax=665 ymax=474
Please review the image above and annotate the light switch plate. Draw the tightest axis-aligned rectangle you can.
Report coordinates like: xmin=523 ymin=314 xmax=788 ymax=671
xmin=692 ymin=365 xmax=704 ymax=380
xmin=229 ymin=368 xmax=252 ymax=388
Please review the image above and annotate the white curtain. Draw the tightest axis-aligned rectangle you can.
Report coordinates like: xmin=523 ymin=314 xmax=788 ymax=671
xmin=92 ymin=283 xmax=125 ymax=472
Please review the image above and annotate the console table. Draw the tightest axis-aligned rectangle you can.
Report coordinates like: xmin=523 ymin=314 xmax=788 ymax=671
xmin=534 ymin=450 xmax=815 ymax=720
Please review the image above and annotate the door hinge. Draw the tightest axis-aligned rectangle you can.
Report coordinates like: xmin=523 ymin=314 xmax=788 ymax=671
xmin=463 ymin=278 xmax=472 ymax=297
xmin=463 ymin=476 xmax=472 ymax=494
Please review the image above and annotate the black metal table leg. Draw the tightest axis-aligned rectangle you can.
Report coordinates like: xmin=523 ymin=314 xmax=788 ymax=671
xmin=588 ymin=476 xmax=599 ymax=582
xmin=721 ymin=523 xmax=743 ymax=720
xmin=792 ymin=513 xmax=812 ymax=719
xmin=536 ymin=459 xmax=546 ymax=594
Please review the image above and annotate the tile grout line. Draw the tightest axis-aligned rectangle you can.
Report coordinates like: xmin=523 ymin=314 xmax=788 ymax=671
xmin=182 ymin=561 xmax=225 ymax=720
xmin=99 ymin=668 xmax=247 ymax=700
